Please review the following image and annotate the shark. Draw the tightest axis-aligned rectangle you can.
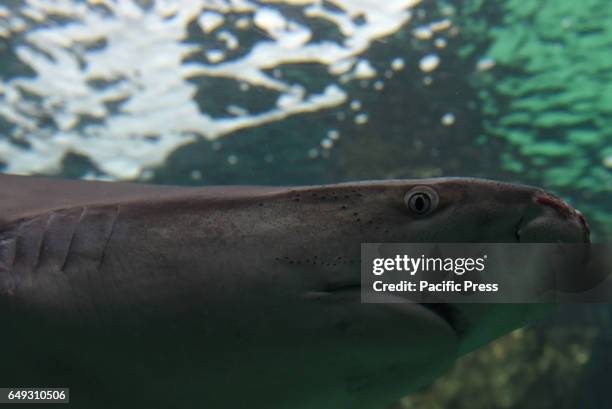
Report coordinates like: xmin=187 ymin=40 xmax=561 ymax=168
xmin=0 ymin=174 xmax=590 ymax=409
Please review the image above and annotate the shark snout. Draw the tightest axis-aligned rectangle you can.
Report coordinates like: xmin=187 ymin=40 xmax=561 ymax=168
xmin=516 ymin=190 xmax=590 ymax=244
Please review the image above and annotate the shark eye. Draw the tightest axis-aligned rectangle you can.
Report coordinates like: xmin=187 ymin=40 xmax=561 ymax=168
xmin=404 ymin=187 xmax=439 ymax=215
xmin=408 ymin=193 xmax=430 ymax=214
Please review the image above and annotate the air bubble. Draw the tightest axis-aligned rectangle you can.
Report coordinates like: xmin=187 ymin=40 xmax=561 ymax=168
xmin=391 ymin=58 xmax=405 ymax=71
xmin=441 ymin=112 xmax=455 ymax=126
xmin=355 ymin=113 xmax=368 ymax=125
xmin=419 ymin=54 xmax=440 ymax=72
xmin=413 ymin=26 xmax=433 ymax=40
xmin=327 ymin=129 xmax=340 ymax=140
xmin=476 ymin=57 xmax=496 ymax=72
xmin=434 ymin=37 xmax=447 ymax=48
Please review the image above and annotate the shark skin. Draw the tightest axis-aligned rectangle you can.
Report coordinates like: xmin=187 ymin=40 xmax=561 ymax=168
xmin=0 ymin=174 xmax=590 ymax=409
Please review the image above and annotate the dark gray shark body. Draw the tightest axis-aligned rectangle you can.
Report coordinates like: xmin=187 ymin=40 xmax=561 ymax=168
xmin=0 ymin=174 xmax=589 ymax=409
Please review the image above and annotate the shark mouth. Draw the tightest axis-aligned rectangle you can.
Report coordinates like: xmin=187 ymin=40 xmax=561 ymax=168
xmin=419 ymin=303 xmax=469 ymax=337
xmin=323 ymin=282 xmax=469 ymax=338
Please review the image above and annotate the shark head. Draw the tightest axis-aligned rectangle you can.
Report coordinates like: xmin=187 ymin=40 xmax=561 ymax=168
xmin=266 ymin=178 xmax=591 ymax=408
xmin=376 ymin=178 xmax=590 ymax=354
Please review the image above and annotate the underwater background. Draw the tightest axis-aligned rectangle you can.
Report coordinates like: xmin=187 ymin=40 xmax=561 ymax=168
xmin=0 ymin=0 xmax=610 ymax=407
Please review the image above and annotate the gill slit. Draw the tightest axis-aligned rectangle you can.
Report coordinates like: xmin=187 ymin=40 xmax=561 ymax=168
xmin=60 ymin=206 xmax=87 ymax=273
